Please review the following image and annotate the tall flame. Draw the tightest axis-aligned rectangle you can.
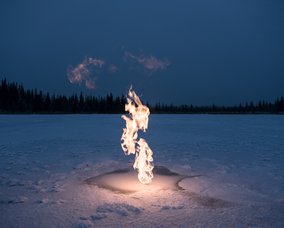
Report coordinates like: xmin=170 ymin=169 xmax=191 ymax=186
xmin=121 ymin=88 xmax=154 ymax=184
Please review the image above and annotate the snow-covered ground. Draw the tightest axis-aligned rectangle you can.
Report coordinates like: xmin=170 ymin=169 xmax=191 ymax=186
xmin=0 ymin=114 xmax=284 ymax=227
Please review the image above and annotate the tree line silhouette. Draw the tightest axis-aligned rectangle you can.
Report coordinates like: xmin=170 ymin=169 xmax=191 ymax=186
xmin=0 ymin=78 xmax=283 ymax=114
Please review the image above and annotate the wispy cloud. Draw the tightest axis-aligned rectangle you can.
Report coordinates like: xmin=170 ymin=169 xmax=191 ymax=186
xmin=67 ymin=50 xmax=171 ymax=90
xmin=67 ymin=57 xmax=104 ymax=89
xmin=108 ymin=64 xmax=119 ymax=73
xmin=124 ymin=51 xmax=170 ymax=73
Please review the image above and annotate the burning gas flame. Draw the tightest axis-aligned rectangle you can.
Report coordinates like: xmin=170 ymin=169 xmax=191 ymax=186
xmin=121 ymin=88 xmax=154 ymax=184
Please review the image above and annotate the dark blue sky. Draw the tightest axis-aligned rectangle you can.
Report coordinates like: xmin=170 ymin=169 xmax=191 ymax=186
xmin=1 ymin=0 xmax=284 ymax=105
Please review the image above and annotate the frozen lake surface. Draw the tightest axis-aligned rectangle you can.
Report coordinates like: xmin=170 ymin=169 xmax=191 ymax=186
xmin=0 ymin=114 xmax=284 ymax=227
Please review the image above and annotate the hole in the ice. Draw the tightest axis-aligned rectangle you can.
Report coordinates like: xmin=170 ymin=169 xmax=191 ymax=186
xmin=85 ymin=166 xmax=200 ymax=194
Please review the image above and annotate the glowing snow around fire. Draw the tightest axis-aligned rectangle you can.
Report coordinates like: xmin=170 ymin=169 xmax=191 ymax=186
xmin=121 ymin=88 xmax=154 ymax=184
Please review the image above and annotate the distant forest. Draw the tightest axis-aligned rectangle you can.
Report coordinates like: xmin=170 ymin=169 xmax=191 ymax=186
xmin=0 ymin=78 xmax=283 ymax=114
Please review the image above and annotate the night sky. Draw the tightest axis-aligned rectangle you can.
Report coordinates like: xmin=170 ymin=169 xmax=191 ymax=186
xmin=1 ymin=0 xmax=284 ymax=105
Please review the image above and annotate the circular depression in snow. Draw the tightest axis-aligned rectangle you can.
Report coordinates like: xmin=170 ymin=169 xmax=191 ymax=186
xmin=85 ymin=166 xmax=193 ymax=194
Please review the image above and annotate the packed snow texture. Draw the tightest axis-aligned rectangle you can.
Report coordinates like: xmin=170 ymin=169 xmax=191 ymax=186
xmin=0 ymin=115 xmax=284 ymax=227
